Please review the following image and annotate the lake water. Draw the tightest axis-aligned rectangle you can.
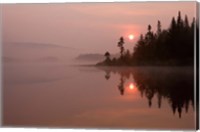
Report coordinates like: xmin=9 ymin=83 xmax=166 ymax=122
xmin=3 ymin=62 xmax=196 ymax=130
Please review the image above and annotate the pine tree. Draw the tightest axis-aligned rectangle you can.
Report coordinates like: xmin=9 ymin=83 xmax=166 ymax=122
xmin=104 ymin=51 xmax=111 ymax=64
xmin=117 ymin=37 xmax=125 ymax=58
xmin=157 ymin=20 xmax=162 ymax=36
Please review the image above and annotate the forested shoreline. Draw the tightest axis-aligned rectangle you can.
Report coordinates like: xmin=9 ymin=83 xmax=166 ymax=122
xmin=97 ymin=11 xmax=197 ymax=66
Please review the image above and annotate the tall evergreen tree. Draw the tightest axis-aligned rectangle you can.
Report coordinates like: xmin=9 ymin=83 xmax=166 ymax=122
xmin=157 ymin=20 xmax=162 ymax=36
xmin=177 ymin=11 xmax=184 ymax=29
xmin=118 ymin=37 xmax=125 ymax=58
xmin=184 ymin=15 xmax=189 ymax=28
xmin=104 ymin=51 xmax=111 ymax=65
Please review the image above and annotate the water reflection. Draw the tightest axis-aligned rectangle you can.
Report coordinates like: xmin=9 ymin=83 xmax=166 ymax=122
xmin=118 ymin=76 xmax=125 ymax=95
xmin=105 ymin=70 xmax=111 ymax=80
xmin=99 ymin=67 xmax=194 ymax=118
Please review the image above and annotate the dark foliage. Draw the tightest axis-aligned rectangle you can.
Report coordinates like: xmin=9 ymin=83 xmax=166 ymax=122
xmin=97 ymin=11 xmax=195 ymax=66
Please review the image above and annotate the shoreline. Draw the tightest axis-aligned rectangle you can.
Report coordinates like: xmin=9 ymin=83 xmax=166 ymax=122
xmin=71 ymin=64 xmax=194 ymax=71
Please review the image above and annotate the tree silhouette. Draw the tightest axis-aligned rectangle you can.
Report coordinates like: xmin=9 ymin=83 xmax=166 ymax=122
xmin=124 ymin=50 xmax=131 ymax=65
xmin=97 ymin=11 xmax=195 ymax=66
xmin=117 ymin=37 xmax=125 ymax=58
xmin=157 ymin=20 xmax=162 ymax=36
xmin=104 ymin=51 xmax=110 ymax=60
xmin=104 ymin=51 xmax=111 ymax=65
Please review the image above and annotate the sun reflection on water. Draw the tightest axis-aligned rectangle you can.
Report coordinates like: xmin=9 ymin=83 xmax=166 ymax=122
xmin=126 ymin=82 xmax=138 ymax=94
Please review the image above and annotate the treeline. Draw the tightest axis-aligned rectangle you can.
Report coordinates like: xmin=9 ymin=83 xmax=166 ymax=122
xmin=97 ymin=11 xmax=197 ymax=66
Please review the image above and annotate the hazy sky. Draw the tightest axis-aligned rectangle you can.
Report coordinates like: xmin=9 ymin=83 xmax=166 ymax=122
xmin=2 ymin=2 xmax=197 ymax=60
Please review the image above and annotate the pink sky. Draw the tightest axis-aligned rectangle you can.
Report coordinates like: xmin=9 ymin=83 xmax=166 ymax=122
xmin=2 ymin=2 xmax=197 ymax=59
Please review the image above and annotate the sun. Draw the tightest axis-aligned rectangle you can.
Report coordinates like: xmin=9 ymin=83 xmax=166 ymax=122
xmin=129 ymin=83 xmax=135 ymax=90
xmin=128 ymin=34 xmax=135 ymax=40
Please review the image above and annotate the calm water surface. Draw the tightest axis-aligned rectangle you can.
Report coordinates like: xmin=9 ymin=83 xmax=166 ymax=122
xmin=3 ymin=62 xmax=195 ymax=130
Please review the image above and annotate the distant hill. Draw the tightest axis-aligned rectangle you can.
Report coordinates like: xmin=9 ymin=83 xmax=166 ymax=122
xmin=3 ymin=56 xmax=60 ymax=63
xmin=7 ymin=42 xmax=76 ymax=50
xmin=3 ymin=56 xmax=22 ymax=62
xmin=36 ymin=56 xmax=59 ymax=62
xmin=76 ymin=54 xmax=104 ymax=62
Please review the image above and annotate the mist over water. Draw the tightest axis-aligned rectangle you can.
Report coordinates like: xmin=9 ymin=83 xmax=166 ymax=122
xmin=3 ymin=60 xmax=195 ymax=129
xmin=2 ymin=2 xmax=197 ymax=130
xmin=3 ymin=42 xmax=96 ymax=66
xmin=2 ymin=41 xmax=196 ymax=130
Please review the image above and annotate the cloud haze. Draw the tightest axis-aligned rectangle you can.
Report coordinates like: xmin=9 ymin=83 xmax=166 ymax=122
xmin=2 ymin=2 xmax=197 ymax=61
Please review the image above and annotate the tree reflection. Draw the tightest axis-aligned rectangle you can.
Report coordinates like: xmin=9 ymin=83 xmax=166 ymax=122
xmin=118 ymin=76 xmax=125 ymax=95
xmin=100 ymin=67 xmax=194 ymax=118
xmin=105 ymin=71 xmax=111 ymax=80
